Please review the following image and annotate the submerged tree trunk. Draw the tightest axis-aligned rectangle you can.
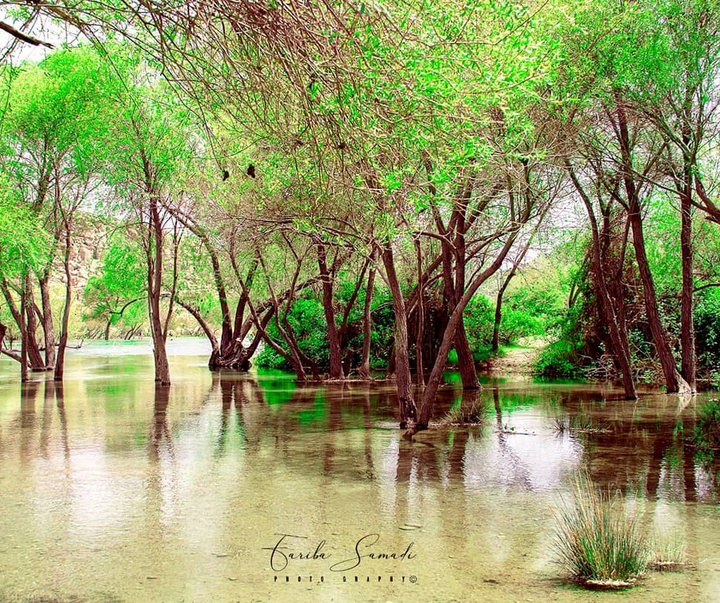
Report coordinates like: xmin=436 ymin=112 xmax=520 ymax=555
xmin=23 ymin=280 xmax=46 ymax=370
xmin=451 ymin=206 xmax=479 ymax=391
xmin=454 ymin=320 xmax=479 ymax=389
xmin=358 ymin=260 xmax=376 ymax=379
xmin=38 ymin=275 xmax=56 ymax=370
xmin=316 ymin=239 xmax=344 ymax=379
xmin=413 ymin=238 xmax=425 ymax=385
xmin=413 ymin=231 xmax=522 ymax=434
xmin=615 ymin=99 xmax=684 ymax=394
xmin=381 ymin=244 xmax=417 ymax=430
xmin=679 ymin=152 xmax=697 ymax=392
xmin=147 ymin=192 xmax=171 ymax=386
xmin=20 ymin=274 xmax=29 ymax=383
xmin=627 ymin=197 xmax=682 ymax=392
xmin=54 ymin=223 xmax=73 ymax=381
xmin=567 ymin=162 xmax=636 ymax=399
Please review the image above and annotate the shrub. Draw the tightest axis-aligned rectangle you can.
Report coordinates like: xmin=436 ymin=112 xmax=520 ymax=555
xmin=554 ymin=477 xmax=649 ymax=588
xmin=533 ymin=340 xmax=583 ymax=379
xmin=463 ymin=295 xmax=495 ymax=347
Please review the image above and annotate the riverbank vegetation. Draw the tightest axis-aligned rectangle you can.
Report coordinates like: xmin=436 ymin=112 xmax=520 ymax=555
xmin=1 ymin=0 xmax=720 ymax=435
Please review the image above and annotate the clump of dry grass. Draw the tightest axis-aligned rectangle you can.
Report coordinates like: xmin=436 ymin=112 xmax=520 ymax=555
xmin=441 ymin=400 xmax=486 ymax=425
xmin=554 ymin=477 xmax=649 ymax=588
xmin=553 ymin=416 xmax=611 ymax=434
xmin=649 ymin=536 xmax=688 ymax=572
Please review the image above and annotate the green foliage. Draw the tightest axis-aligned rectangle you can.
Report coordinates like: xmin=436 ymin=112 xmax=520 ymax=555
xmin=693 ymin=398 xmax=720 ymax=451
xmin=534 ymin=340 xmax=584 ymax=379
xmin=83 ymin=237 xmax=147 ymax=336
xmin=554 ymin=477 xmax=649 ymax=588
xmin=0 ymin=182 xmax=50 ymax=274
xmin=463 ymin=295 xmax=494 ymax=358
xmin=255 ymin=283 xmax=395 ymax=372
xmin=694 ymin=289 xmax=720 ymax=379
xmin=255 ymin=296 xmax=328 ymax=370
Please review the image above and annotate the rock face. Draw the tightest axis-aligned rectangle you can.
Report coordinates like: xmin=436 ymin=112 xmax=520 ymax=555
xmin=57 ymin=213 xmax=106 ymax=297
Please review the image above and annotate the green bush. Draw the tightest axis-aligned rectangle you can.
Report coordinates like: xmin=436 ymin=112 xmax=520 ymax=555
xmin=255 ymin=287 xmax=396 ymax=372
xmin=464 ymin=295 xmax=495 ymax=346
xmin=533 ymin=340 xmax=583 ymax=379
xmin=255 ymin=296 xmax=328 ymax=370
xmin=694 ymin=289 xmax=720 ymax=378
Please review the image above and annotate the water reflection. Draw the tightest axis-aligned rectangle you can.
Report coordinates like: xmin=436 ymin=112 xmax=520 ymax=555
xmin=1 ymin=344 xmax=720 ymax=602
xmin=3 ymin=366 xmax=720 ymax=506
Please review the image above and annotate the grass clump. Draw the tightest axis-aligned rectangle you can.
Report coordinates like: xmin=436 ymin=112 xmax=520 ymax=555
xmin=441 ymin=399 xmax=486 ymax=425
xmin=553 ymin=416 xmax=611 ymax=435
xmin=554 ymin=477 xmax=649 ymax=588
xmin=649 ymin=536 xmax=688 ymax=572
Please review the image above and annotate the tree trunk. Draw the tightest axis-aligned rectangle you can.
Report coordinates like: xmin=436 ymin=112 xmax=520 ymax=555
xmin=680 ymin=151 xmax=697 ymax=392
xmin=615 ymin=98 xmax=684 ymax=394
xmin=629 ymin=209 xmax=683 ymax=392
xmin=20 ymin=274 xmax=29 ymax=382
xmin=451 ymin=204 xmax=480 ymax=390
xmin=381 ymin=244 xmax=417 ymax=430
xmin=23 ymin=279 xmax=46 ymax=370
xmin=491 ymin=243 xmax=531 ymax=353
xmin=413 ymin=238 xmax=425 ymax=385
xmin=358 ymin=261 xmax=376 ymax=379
xmin=491 ymin=289 xmax=504 ymax=353
xmin=54 ymin=225 xmax=73 ymax=382
xmin=454 ymin=319 xmax=479 ymax=389
xmin=567 ymin=162 xmax=636 ymax=398
xmin=148 ymin=194 xmax=171 ymax=385
xmin=316 ymin=239 xmax=344 ymax=379
xmin=413 ymin=231 xmax=521 ymax=434
xmin=38 ymin=275 xmax=56 ymax=370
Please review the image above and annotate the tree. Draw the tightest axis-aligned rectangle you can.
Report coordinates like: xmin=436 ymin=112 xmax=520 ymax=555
xmin=99 ymin=47 xmax=197 ymax=385
xmin=0 ymin=46 xmax=111 ymax=378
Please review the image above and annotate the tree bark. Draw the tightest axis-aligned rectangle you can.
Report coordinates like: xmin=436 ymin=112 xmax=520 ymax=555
xmin=147 ymin=192 xmax=171 ymax=385
xmin=413 ymin=230 xmax=522 ymax=433
xmin=381 ymin=244 xmax=417 ymax=430
xmin=20 ymin=274 xmax=29 ymax=382
xmin=614 ymin=98 xmax=684 ymax=393
xmin=23 ymin=279 xmax=46 ymax=370
xmin=491 ymin=284 xmax=506 ymax=353
xmin=451 ymin=195 xmax=480 ymax=390
xmin=54 ymin=222 xmax=73 ymax=381
xmin=38 ymin=275 xmax=56 ymax=370
xmin=316 ymin=239 xmax=344 ymax=379
xmin=413 ymin=238 xmax=425 ymax=384
xmin=567 ymin=161 xmax=636 ymax=398
xmin=454 ymin=319 xmax=479 ymax=388
xmin=358 ymin=260 xmax=376 ymax=379
xmin=679 ymin=152 xmax=697 ymax=392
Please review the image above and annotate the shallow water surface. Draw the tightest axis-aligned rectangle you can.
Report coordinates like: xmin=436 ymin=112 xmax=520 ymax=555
xmin=0 ymin=340 xmax=719 ymax=602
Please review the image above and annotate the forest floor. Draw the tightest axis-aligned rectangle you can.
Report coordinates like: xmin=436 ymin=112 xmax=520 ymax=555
xmin=487 ymin=339 xmax=544 ymax=376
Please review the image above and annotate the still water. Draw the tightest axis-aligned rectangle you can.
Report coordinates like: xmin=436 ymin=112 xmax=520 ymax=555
xmin=0 ymin=339 xmax=719 ymax=602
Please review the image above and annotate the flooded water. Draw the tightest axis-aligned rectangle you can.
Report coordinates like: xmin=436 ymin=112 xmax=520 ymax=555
xmin=1 ymin=339 xmax=719 ymax=602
